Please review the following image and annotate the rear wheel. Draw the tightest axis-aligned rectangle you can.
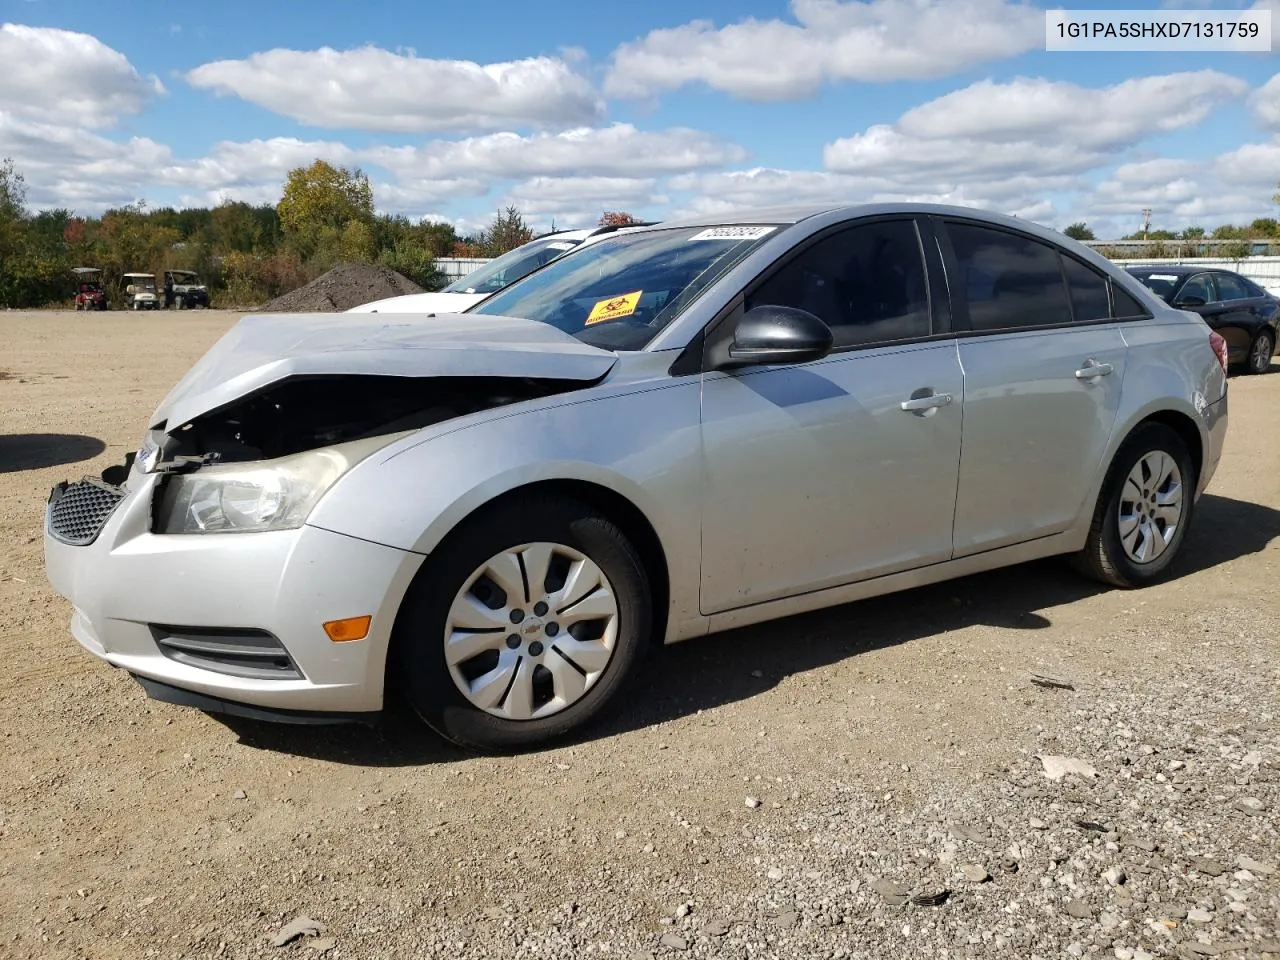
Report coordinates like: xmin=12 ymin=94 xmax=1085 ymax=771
xmin=1072 ymin=423 xmax=1196 ymax=588
xmin=395 ymin=495 xmax=651 ymax=752
xmin=1247 ymin=329 xmax=1274 ymax=375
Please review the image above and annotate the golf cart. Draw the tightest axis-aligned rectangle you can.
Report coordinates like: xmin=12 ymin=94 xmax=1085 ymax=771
xmin=72 ymin=267 xmax=108 ymax=311
xmin=163 ymin=269 xmax=210 ymax=310
xmin=123 ymin=273 xmax=159 ymax=311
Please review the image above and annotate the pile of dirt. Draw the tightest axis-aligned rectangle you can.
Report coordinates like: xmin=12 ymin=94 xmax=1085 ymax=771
xmin=257 ymin=262 xmax=424 ymax=312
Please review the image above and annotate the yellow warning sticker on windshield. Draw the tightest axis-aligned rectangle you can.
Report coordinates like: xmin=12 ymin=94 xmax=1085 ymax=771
xmin=586 ymin=290 xmax=642 ymax=325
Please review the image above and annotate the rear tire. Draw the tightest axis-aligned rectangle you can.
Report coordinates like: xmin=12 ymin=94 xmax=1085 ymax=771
xmin=1247 ymin=329 xmax=1274 ymax=375
xmin=394 ymin=495 xmax=652 ymax=752
xmin=1072 ymin=423 xmax=1196 ymax=588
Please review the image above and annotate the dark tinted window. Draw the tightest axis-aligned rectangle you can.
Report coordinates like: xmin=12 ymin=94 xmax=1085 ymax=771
xmin=1243 ymin=277 xmax=1269 ymax=298
xmin=947 ymin=223 xmax=1071 ymax=330
xmin=748 ymin=219 xmax=930 ymax=347
xmin=1178 ymin=274 xmax=1215 ymax=304
xmin=1111 ymin=285 xmax=1149 ymax=318
xmin=1062 ymin=256 xmax=1110 ymax=322
xmin=1214 ymin=273 xmax=1251 ymax=301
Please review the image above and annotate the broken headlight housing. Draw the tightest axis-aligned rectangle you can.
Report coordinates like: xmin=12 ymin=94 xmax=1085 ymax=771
xmin=154 ymin=433 xmax=405 ymax=534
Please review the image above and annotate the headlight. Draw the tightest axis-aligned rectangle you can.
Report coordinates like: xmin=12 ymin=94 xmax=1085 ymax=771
xmin=154 ymin=433 xmax=406 ymax=534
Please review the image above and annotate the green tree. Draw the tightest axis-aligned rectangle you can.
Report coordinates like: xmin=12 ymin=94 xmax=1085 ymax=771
xmin=276 ymin=160 xmax=375 ymax=263
xmin=211 ymin=200 xmax=266 ymax=254
xmin=1181 ymin=226 xmax=1206 ymax=240
xmin=277 ymin=160 xmax=374 ymax=235
xmin=1063 ymin=222 xmax=1095 ymax=241
xmin=478 ymin=205 xmax=533 ymax=256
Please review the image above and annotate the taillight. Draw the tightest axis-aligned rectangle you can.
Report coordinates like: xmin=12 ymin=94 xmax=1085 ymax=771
xmin=1209 ymin=331 xmax=1229 ymax=374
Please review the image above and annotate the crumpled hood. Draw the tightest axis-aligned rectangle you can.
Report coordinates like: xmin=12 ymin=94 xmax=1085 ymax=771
xmin=345 ymin=290 xmax=488 ymax=313
xmin=149 ymin=311 xmax=618 ymax=429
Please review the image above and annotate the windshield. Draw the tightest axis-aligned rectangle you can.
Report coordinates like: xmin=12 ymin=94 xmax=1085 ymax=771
xmin=1126 ymin=270 xmax=1182 ymax=303
xmin=469 ymin=225 xmax=781 ymax=350
xmin=443 ymin=236 xmax=582 ymax=294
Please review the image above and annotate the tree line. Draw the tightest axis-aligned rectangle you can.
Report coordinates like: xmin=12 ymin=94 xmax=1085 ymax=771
xmin=0 ymin=158 xmax=640 ymax=310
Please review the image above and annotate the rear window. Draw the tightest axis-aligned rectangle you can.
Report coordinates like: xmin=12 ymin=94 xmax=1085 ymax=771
xmin=1111 ymin=285 xmax=1149 ymax=319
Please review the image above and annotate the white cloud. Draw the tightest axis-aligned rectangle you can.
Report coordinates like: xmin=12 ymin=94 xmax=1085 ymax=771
xmin=496 ymin=176 xmax=667 ymax=228
xmin=1248 ymin=0 xmax=1280 ymax=45
xmin=0 ymin=23 xmax=162 ymax=127
xmin=1214 ymin=139 xmax=1280 ymax=186
xmin=824 ymin=72 xmax=1248 ymax=187
xmin=186 ymin=46 xmax=603 ymax=133
xmin=666 ymin=167 xmax=1074 ymax=222
xmin=367 ymin=124 xmax=746 ymax=180
xmin=1250 ymin=72 xmax=1280 ymax=130
xmin=894 ymin=71 xmax=1248 ymax=147
xmin=605 ymin=0 xmax=1042 ymax=101
xmin=0 ymin=112 xmax=174 ymax=210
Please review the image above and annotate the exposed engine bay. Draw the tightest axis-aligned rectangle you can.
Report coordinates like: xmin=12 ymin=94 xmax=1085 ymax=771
xmin=152 ymin=374 xmax=586 ymax=467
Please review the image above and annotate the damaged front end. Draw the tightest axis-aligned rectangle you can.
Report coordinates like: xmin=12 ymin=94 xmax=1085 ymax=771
xmin=49 ymin=311 xmax=620 ymax=541
xmin=143 ymin=373 xmax=587 ymax=535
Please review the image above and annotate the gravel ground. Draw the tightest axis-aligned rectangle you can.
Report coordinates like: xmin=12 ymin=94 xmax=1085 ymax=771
xmin=0 ymin=312 xmax=1277 ymax=960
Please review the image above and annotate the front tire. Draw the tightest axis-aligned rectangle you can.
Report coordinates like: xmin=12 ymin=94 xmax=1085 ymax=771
xmin=1072 ymin=423 xmax=1196 ymax=588
xmin=394 ymin=495 xmax=652 ymax=752
xmin=1247 ymin=329 xmax=1274 ymax=375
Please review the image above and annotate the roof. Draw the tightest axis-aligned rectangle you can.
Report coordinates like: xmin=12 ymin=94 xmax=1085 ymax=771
xmin=1123 ymin=264 xmax=1197 ymax=275
xmin=71 ymin=266 xmax=101 ymax=274
xmin=122 ymin=272 xmax=155 ymax=278
xmin=639 ymin=202 xmax=1067 ymax=239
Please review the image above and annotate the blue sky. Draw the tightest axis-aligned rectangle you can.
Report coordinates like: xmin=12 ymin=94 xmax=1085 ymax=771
xmin=2 ymin=0 xmax=1279 ymax=238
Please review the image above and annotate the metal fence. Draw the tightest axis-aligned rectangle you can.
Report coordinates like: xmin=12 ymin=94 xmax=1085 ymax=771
xmin=1101 ymin=256 xmax=1280 ymax=295
xmin=434 ymin=258 xmax=490 ymax=283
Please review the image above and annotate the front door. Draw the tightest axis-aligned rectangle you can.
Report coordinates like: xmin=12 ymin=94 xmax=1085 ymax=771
xmin=698 ymin=218 xmax=964 ymax=615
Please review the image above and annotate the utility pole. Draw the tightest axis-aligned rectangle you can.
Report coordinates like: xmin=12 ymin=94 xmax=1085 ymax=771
xmin=1141 ymin=208 xmax=1152 ymax=239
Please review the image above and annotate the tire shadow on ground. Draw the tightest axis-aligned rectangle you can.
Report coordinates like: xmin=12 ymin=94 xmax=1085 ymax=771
xmin=217 ymin=493 xmax=1280 ymax=765
xmin=0 ymin=433 xmax=106 ymax=473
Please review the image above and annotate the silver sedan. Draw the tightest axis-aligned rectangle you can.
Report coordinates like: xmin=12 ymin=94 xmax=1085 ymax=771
xmin=44 ymin=203 xmax=1229 ymax=751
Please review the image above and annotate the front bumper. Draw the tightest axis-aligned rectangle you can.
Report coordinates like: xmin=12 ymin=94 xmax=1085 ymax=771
xmin=44 ymin=468 xmax=424 ymax=714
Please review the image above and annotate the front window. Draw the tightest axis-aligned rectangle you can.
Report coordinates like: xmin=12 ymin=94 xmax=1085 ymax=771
xmin=443 ymin=237 xmax=582 ymax=295
xmin=470 ymin=225 xmax=781 ymax=350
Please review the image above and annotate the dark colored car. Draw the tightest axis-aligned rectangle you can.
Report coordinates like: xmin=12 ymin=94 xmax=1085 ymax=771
xmin=1125 ymin=265 xmax=1278 ymax=374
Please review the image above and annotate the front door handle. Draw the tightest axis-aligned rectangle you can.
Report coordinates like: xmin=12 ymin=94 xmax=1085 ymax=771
xmin=900 ymin=391 xmax=953 ymax=415
xmin=1074 ymin=359 xmax=1114 ymax=380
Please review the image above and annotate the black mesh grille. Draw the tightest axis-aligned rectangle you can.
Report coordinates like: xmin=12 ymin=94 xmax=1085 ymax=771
xmin=48 ymin=481 xmax=126 ymax=546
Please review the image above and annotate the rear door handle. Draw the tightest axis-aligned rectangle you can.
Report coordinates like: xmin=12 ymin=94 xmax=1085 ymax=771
xmin=1074 ymin=360 xmax=1114 ymax=380
xmin=900 ymin=391 xmax=953 ymax=414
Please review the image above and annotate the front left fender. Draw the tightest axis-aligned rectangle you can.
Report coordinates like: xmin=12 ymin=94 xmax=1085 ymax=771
xmin=305 ymin=379 xmax=706 ymax=634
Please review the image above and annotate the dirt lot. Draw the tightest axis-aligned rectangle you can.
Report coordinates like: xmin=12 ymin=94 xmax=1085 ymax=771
xmin=1 ymin=311 xmax=1277 ymax=960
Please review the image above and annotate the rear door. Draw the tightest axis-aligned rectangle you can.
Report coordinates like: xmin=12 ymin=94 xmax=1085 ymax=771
xmin=938 ymin=219 xmax=1130 ymax=557
xmin=1208 ymin=271 xmax=1269 ymax=363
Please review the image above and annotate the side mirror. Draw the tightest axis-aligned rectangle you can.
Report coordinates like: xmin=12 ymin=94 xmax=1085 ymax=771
xmin=1175 ymin=295 xmax=1206 ymax=307
xmin=716 ymin=304 xmax=834 ymax=370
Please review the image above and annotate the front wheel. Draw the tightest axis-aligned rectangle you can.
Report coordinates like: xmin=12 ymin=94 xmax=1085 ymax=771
xmin=1072 ymin=423 xmax=1196 ymax=588
xmin=1247 ymin=329 xmax=1274 ymax=375
xmin=394 ymin=496 xmax=652 ymax=752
